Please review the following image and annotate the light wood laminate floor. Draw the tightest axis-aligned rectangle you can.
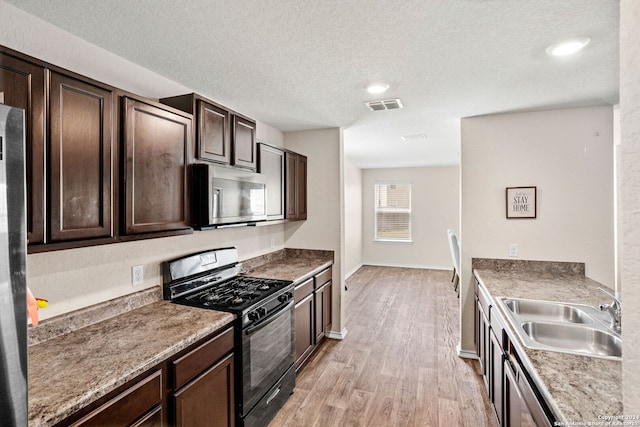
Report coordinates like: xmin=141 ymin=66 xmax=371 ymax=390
xmin=269 ymin=266 xmax=496 ymax=427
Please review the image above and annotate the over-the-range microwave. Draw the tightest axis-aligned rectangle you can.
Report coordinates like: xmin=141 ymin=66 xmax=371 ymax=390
xmin=192 ymin=163 xmax=267 ymax=229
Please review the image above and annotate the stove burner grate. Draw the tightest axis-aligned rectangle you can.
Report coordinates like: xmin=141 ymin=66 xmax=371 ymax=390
xmin=181 ymin=276 xmax=290 ymax=311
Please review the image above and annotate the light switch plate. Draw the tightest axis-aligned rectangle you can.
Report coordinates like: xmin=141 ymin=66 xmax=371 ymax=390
xmin=132 ymin=265 xmax=144 ymax=286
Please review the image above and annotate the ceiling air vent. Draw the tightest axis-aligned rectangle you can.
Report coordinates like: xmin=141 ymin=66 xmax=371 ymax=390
xmin=365 ymin=98 xmax=404 ymax=111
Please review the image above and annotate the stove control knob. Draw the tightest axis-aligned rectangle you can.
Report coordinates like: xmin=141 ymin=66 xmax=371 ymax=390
xmin=248 ymin=311 xmax=260 ymax=321
xmin=278 ymin=294 xmax=288 ymax=303
xmin=258 ymin=307 xmax=267 ymax=317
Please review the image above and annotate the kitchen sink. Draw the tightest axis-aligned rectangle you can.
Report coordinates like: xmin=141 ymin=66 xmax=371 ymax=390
xmin=495 ymin=297 xmax=622 ymax=360
xmin=502 ymin=298 xmax=594 ymax=324
xmin=521 ymin=321 xmax=622 ymax=358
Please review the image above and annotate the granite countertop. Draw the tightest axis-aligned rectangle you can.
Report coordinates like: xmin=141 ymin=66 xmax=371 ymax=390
xmin=473 ymin=263 xmax=622 ymax=424
xmin=28 ymin=301 xmax=235 ymax=427
xmin=242 ymin=250 xmax=333 ymax=284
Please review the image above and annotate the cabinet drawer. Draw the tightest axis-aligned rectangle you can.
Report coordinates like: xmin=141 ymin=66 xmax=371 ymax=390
xmin=70 ymin=369 xmax=162 ymax=427
xmin=315 ymin=267 xmax=332 ymax=288
xmin=294 ymin=277 xmax=314 ymax=302
xmin=173 ymin=327 xmax=234 ymax=390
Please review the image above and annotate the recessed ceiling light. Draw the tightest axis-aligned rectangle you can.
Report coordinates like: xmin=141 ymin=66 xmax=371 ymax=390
xmin=366 ymin=83 xmax=390 ymax=94
xmin=546 ymin=37 xmax=591 ymax=56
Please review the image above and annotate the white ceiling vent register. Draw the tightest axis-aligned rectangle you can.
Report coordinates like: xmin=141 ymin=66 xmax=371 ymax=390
xmin=365 ymin=98 xmax=404 ymax=111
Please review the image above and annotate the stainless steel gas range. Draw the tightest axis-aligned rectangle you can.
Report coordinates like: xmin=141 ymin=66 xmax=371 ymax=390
xmin=163 ymin=247 xmax=295 ymax=427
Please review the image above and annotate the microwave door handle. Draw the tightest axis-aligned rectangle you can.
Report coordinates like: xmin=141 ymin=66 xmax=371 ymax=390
xmin=211 ymin=187 xmax=222 ymax=221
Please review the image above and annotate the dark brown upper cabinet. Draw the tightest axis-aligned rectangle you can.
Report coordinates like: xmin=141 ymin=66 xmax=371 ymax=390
xmin=197 ymin=99 xmax=231 ymax=164
xmin=49 ymin=71 xmax=113 ymax=242
xmin=1 ymin=49 xmax=115 ymax=248
xmin=232 ymin=114 xmax=257 ymax=170
xmin=0 ymin=51 xmax=46 ymax=244
xmin=257 ymin=143 xmax=285 ymax=220
xmin=160 ymin=93 xmax=257 ymax=170
xmin=285 ymin=151 xmax=307 ymax=221
xmin=121 ymin=96 xmax=192 ymax=235
xmin=160 ymin=94 xmax=231 ymax=165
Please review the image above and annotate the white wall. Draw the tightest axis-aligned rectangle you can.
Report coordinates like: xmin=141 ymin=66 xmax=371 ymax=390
xmin=284 ymin=128 xmax=345 ymax=337
xmin=361 ymin=166 xmax=460 ymax=269
xmin=344 ymin=159 xmax=363 ymax=278
xmin=620 ymin=0 xmax=640 ymax=414
xmin=0 ymin=0 xmax=286 ymax=320
xmin=460 ymin=106 xmax=615 ymax=352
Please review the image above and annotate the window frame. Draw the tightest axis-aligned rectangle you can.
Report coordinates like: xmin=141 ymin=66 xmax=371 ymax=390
xmin=373 ymin=181 xmax=412 ymax=243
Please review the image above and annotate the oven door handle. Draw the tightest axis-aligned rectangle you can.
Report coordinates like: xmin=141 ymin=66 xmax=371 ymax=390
xmin=245 ymin=300 xmax=294 ymax=335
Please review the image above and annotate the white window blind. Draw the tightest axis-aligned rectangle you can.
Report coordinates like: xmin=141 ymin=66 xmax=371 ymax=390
xmin=374 ymin=182 xmax=411 ymax=241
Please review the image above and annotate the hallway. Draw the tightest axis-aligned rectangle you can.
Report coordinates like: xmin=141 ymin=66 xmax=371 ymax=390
xmin=269 ymin=266 xmax=495 ymax=427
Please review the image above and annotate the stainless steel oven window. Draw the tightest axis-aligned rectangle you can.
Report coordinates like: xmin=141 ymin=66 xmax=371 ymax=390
xmin=242 ymin=304 xmax=294 ymax=414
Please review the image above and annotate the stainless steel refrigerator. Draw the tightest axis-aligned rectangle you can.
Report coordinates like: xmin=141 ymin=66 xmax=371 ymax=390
xmin=0 ymin=103 xmax=27 ymax=426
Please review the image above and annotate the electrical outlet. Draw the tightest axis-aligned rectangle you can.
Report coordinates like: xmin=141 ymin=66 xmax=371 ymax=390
xmin=509 ymin=243 xmax=519 ymax=258
xmin=132 ymin=265 xmax=144 ymax=286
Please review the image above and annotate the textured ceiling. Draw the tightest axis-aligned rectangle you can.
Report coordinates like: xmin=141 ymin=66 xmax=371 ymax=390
xmin=4 ymin=0 xmax=619 ymax=168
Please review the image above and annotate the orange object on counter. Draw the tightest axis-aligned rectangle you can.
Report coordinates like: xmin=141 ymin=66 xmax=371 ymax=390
xmin=27 ymin=287 xmax=39 ymax=326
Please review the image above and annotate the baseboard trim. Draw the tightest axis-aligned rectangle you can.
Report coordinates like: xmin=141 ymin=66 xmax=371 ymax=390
xmin=326 ymin=328 xmax=348 ymax=340
xmin=363 ymin=262 xmax=452 ymax=271
xmin=457 ymin=344 xmax=478 ymax=359
xmin=345 ymin=264 xmax=363 ymax=280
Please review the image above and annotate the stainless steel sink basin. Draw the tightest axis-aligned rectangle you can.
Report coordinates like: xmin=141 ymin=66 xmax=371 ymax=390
xmin=502 ymin=298 xmax=593 ymax=324
xmin=521 ymin=321 xmax=622 ymax=358
xmin=495 ymin=297 xmax=621 ymax=360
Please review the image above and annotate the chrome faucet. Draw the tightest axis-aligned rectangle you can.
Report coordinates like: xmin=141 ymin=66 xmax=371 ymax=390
xmin=598 ymin=287 xmax=621 ymax=333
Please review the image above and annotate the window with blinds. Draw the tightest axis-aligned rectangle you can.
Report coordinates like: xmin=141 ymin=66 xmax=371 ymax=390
xmin=374 ymin=182 xmax=412 ymax=241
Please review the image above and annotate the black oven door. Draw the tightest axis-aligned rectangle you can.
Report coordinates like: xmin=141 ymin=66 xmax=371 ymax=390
xmin=241 ymin=299 xmax=295 ymax=416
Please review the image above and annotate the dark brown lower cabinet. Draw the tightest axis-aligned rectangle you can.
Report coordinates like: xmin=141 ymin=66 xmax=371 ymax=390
xmin=173 ymin=353 xmax=234 ymax=427
xmin=55 ymin=326 xmax=234 ymax=427
xmin=476 ymin=290 xmax=489 ymax=393
xmin=294 ymin=290 xmax=315 ymax=371
xmin=314 ymin=280 xmax=331 ymax=344
xmin=171 ymin=327 xmax=235 ymax=427
xmin=294 ymin=267 xmax=333 ymax=371
xmin=476 ymin=278 xmax=554 ymax=427
xmin=133 ymin=407 xmax=163 ymax=427
xmin=490 ymin=328 xmax=504 ymax=426
xmin=62 ymin=369 xmax=163 ymax=427
xmin=504 ymin=359 xmax=531 ymax=427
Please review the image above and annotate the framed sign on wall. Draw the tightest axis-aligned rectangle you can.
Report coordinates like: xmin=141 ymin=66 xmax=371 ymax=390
xmin=506 ymin=186 xmax=537 ymax=219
